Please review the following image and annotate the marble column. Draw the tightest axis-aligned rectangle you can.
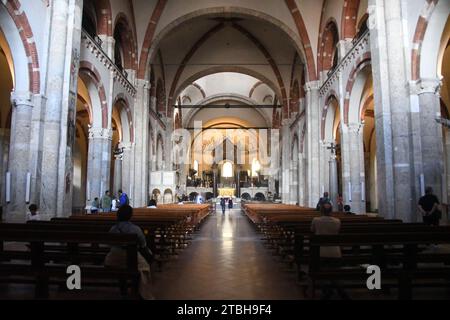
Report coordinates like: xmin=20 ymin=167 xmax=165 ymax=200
xmin=113 ymin=154 xmax=123 ymax=197
xmin=329 ymin=156 xmax=339 ymax=209
xmin=281 ymin=120 xmax=291 ymax=204
xmin=298 ymin=154 xmax=306 ymax=206
xmin=236 ymin=165 xmax=242 ymax=198
xmin=305 ymin=81 xmax=321 ymax=207
xmin=0 ymin=128 xmax=10 ymax=207
xmin=5 ymin=92 xmax=34 ymax=220
xmin=445 ymin=130 xmax=450 ymax=205
xmin=120 ymin=141 xmax=134 ymax=204
xmin=212 ymin=167 xmax=218 ymax=197
xmin=290 ymin=158 xmax=299 ymax=205
xmin=86 ymin=127 xmax=112 ymax=204
xmin=98 ymin=35 xmax=115 ymax=60
xmin=133 ymin=80 xmax=150 ymax=207
xmin=417 ymin=79 xmax=445 ymax=202
xmin=40 ymin=0 xmax=83 ymax=218
xmin=342 ymin=123 xmax=366 ymax=214
xmin=369 ymin=0 xmax=414 ymax=221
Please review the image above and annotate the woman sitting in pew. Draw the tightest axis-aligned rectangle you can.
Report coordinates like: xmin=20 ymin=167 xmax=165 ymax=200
xmin=104 ymin=205 xmax=155 ymax=300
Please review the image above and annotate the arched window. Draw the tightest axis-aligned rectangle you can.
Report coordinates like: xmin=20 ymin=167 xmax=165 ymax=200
xmin=114 ymin=27 xmax=124 ymax=70
xmin=193 ymin=160 xmax=199 ymax=176
xmin=82 ymin=3 xmax=97 ymax=39
xmin=251 ymin=158 xmax=261 ymax=177
xmin=222 ymin=161 xmax=233 ymax=178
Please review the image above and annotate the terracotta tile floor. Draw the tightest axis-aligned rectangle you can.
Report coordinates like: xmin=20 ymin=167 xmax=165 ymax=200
xmin=152 ymin=208 xmax=304 ymax=300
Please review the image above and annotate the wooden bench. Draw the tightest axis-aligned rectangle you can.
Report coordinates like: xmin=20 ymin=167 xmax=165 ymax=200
xmin=0 ymin=227 xmax=140 ymax=299
xmin=307 ymin=232 xmax=450 ymax=300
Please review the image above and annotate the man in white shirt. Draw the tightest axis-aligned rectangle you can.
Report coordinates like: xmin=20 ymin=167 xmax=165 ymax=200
xmin=311 ymin=203 xmax=348 ymax=300
xmin=311 ymin=203 xmax=341 ymax=258
xmin=26 ymin=204 xmax=41 ymax=221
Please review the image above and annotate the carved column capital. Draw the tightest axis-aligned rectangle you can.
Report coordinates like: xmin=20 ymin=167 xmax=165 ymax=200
xmin=304 ymin=81 xmax=320 ymax=92
xmin=410 ymin=78 xmax=442 ymax=96
xmin=88 ymin=127 xmax=113 ymax=140
xmin=10 ymin=91 xmax=33 ymax=108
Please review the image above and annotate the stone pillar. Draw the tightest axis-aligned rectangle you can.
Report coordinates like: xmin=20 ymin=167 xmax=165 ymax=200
xmin=298 ymin=154 xmax=305 ymax=206
xmin=417 ymin=79 xmax=445 ymax=202
xmin=5 ymin=92 xmax=34 ymax=220
xmin=120 ymin=141 xmax=134 ymax=204
xmin=346 ymin=123 xmax=366 ymax=214
xmin=305 ymin=81 xmax=321 ymax=207
xmin=0 ymin=128 xmax=10 ymax=207
xmin=236 ymin=165 xmax=242 ymax=198
xmin=369 ymin=0 xmax=414 ymax=221
xmin=336 ymin=40 xmax=353 ymax=61
xmin=133 ymin=80 xmax=150 ymax=207
xmin=98 ymin=35 xmax=115 ymax=60
xmin=319 ymin=141 xmax=330 ymax=199
xmin=290 ymin=158 xmax=299 ymax=205
xmin=329 ymin=156 xmax=339 ymax=208
xmin=40 ymin=0 xmax=83 ymax=218
xmin=281 ymin=120 xmax=290 ymax=203
xmin=113 ymin=154 xmax=123 ymax=196
xmin=212 ymin=166 xmax=218 ymax=197
xmin=86 ymin=127 xmax=112 ymax=204
xmin=445 ymin=130 xmax=450 ymax=205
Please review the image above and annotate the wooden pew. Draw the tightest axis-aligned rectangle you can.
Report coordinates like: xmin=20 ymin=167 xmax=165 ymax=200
xmin=0 ymin=227 xmax=140 ymax=299
xmin=307 ymin=232 xmax=450 ymax=300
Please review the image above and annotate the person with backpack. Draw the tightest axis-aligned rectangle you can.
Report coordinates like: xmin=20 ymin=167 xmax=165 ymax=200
xmin=118 ymin=189 xmax=129 ymax=208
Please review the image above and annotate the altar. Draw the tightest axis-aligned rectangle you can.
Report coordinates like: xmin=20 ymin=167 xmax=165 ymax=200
xmin=218 ymin=188 xmax=236 ymax=197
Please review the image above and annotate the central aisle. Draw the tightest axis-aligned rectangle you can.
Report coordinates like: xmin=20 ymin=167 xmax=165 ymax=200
xmin=153 ymin=206 xmax=304 ymax=300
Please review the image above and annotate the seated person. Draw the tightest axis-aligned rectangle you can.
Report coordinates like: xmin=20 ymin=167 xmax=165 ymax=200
xmin=26 ymin=204 xmax=41 ymax=221
xmin=311 ymin=203 xmax=342 ymax=258
xmin=311 ymin=203 xmax=348 ymax=300
xmin=147 ymin=199 xmax=157 ymax=209
xmin=91 ymin=198 xmax=99 ymax=214
xmin=344 ymin=205 xmax=354 ymax=215
xmin=104 ymin=205 xmax=154 ymax=300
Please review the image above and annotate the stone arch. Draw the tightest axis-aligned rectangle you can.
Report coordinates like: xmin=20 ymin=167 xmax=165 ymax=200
xmin=190 ymin=83 xmax=206 ymax=99
xmin=113 ymin=13 xmax=137 ymax=70
xmin=318 ymin=19 xmax=340 ymax=75
xmin=182 ymin=93 xmax=272 ymax=128
xmin=254 ymin=192 xmax=266 ymax=201
xmin=0 ymin=0 xmax=40 ymax=93
xmin=411 ymin=0 xmax=450 ymax=80
xmin=156 ymin=78 xmax=166 ymax=116
xmin=241 ymin=193 xmax=251 ymax=200
xmin=165 ymin=22 xmax=288 ymax=118
xmin=249 ymin=81 xmax=264 ymax=98
xmin=175 ymin=66 xmax=282 ymax=108
xmin=341 ymin=0 xmax=361 ymax=40
xmin=343 ymin=55 xmax=372 ymax=124
xmin=139 ymin=6 xmax=314 ymax=82
xmin=113 ymin=93 xmax=134 ymax=143
xmin=163 ymin=188 xmax=173 ymax=204
xmin=151 ymin=188 xmax=162 ymax=204
xmin=95 ymin=0 xmax=113 ymax=37
xmin=321 ymin=90 xmax=339 ymax=140
xmin=79 ymin=61 xmax=108 ymax=129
